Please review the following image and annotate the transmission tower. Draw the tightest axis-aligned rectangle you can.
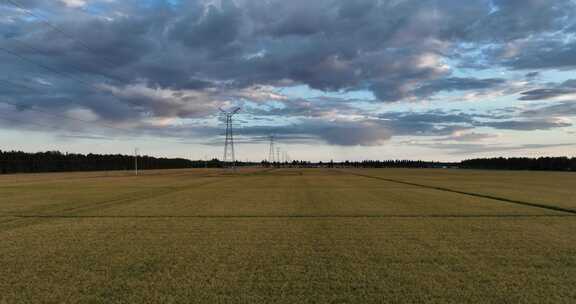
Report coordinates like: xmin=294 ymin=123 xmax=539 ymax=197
xmin=220 ymin=107 xmax=241 ymax=169
xmin=277 ymin=147 xmax=281 ymax=164
xmin=268 ymin=135 xmax=276 ymax=163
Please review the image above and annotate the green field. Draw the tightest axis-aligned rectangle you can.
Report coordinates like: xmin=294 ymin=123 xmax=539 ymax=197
xmin=1 ymin=168 xmax=575 ymax=303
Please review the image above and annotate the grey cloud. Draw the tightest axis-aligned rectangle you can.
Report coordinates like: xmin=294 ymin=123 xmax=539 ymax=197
xmin=170 ymin=0 xmax=242 ymax=55
xmin=1 ymin=0 xmax=576 ymax=148
xmin=380 ymin=109 xmax=573 ymax=134
xmin=442 ymin=132 xmax=499 ymax=142
xmin=0 ymin=0 xmax=516 ymax=105
xmin=465 ymin=0 xmax=574 ymax=41
xmin=187 ymin=119 xmax=389 ymax=147
xmin=198 ymin=110 xmax=478 ymax=146
xmin=235 ymin=108 xmax=574 ymax=146
xmin=417 ymin=142 xmax=576 ymax=155
xmin=379 ymin=111 xmax=475 ymax=125
xmin=520 ymin=79 xmax=576 ymax=100
xmin=414 ymin=77 xmax=507 ymax=97
xmin=231 ymin=120 xmax=392 ymax=146
xmin=498 ymin=39 xmax=576 ymax=70
xmin=482 ymin=119 xmax=572 ymax=130
xmin=519 ymin=88 xmax=576 ymax=101
xmin=379 ymin=112 xmax=474 ymax=138
xmin=248 ymin=96 xmax=363 ymax=118
xmin=309 ymin=121 xmax=392 ymax=146
xmin=521 ymin=102 xmax=576 ymax=117
xmin=2 ymin=0 xmax=573 ymax=102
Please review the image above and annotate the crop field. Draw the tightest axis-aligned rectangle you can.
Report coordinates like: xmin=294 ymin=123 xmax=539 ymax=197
xmin=0 ymin=168 xmax=575 ymax=303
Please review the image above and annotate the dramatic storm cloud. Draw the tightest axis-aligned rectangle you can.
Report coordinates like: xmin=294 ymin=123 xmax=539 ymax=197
xmin=1 ymin=0 xmax=575 ymax=160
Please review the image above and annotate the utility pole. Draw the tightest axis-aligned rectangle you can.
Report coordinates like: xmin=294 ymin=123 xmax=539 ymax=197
xmin=134 ymin=148 xmax=139 ymax=176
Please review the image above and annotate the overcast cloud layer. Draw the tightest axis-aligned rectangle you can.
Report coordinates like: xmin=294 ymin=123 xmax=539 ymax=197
xmin=1 ymin=0 xmax=575 ymax=158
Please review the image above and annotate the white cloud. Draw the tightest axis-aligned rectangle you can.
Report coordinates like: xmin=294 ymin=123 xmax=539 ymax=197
xmin=61 ymin=0 xmax=87 ymax=8
xmin=65 ymin=108 xmax=99 ymax=121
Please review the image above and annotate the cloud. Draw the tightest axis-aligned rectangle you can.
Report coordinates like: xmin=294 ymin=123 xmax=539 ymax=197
xmin=7 ymin=0 xmax=566 ymax=105
xmin=194 ymin=119 xmax=392 ymax=146
xmin=99 ymin=83 xmax=222 ymax=119
xmin=1 ymin=0 xmax=576 ymax=150
xmin=60 ymin=0 xmax=87 ymax=8
xmin=442 ymin=132 xmax=500 ymax=142
xmin=521 ymin=102 xmax=576 ymax=117
xmin=417 ymin=142 xmax=576 ymax=155
xmin=305 ymin=120 xmax=393 ymax=146
xmin=501 ymin=40 xmax=576 ymax=70
xmin=482 ymin=119 xmax=572 ymax=131
xmin=464 ymin=0 xmax=574 ymax=41
xmin=519 ymin=79 xmax=576 ymax=100
xmin=414 ymin=77 xmax=507 ymax=98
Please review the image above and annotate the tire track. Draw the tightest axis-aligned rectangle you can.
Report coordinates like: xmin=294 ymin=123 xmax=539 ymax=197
xmin=338 ymin=170 xmax=576 ymax=215
xmin=0 ymin=169 xmax=224 ymax=188
xmin=1 ymin=214 xmax=574 ymax=219
xmin=0 ymin=169 xmax=270 ymax=231
xmin=0 ymin=180 xmax=217 ymax=231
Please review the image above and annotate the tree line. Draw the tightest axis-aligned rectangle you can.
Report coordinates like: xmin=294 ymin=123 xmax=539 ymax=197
xmin=460 ymin=157 xmax=576 ymax=171
xmin=261 ymin=160 xmax=455 ymax=168
xmin=2 ymin=150 xmax=575 ymax=174
xmin=262 ymin=158 xmax=576 ymax=171
xmin=0 ymin=150 xmax=196 ymax=174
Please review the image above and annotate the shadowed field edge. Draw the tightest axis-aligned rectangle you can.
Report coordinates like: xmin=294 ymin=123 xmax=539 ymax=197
xmin=1 ymin=214 xmax=574 ymax=219
xmin=338 ymin=170 xmax=576 ymax=215
xmin=0 ymin=169 xmax=274 ymax=229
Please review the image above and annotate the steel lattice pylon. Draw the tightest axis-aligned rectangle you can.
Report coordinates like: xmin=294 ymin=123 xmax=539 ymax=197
xmin=220 ymin=107 xmax=241 ymax=169
xmin=268 ymin=135 xmax=275 ymax=163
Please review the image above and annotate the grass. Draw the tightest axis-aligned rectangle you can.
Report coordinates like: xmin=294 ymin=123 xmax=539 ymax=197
xmin=350 ymin=168 xmax=576 ymax=211
xmin=0 ymin=168 xmax=575 ymax=303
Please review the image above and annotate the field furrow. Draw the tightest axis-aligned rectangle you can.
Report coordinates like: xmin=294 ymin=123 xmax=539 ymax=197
xmin=0 ymin=168 xmax=575 ymax=303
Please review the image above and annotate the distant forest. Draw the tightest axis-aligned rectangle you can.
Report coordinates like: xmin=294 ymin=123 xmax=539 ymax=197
xmin=0 ymin=150 xmax=207 ymax=174
xmin=322 ymin=158 xmax=576 ymax=171
xmin=327 ymin=158 xmax=576 ymax=171
xmin=460 ymin=157 xmax=576 ymax=171
xmin=1 ymin=150 xmax=575 ymax=174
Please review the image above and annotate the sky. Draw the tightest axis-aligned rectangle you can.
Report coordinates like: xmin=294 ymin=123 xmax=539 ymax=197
xmin=1 ymin=0 xmax=576 ymax=162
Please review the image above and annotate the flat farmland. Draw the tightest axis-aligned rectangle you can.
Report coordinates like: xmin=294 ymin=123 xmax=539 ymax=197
xmin=348 ymin=168 xmax=576 ymax=212
xmin=0 ymin=168 xmax=575 ymax=303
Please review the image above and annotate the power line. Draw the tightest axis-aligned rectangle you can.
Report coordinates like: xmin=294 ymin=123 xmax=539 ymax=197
xmin=0 ymin=112 xmax=201 ymax=153
xmin=0 ymin=111 xmax=138 ymax=143
xmin=0 ymin=45 xmax=96 ymax=90
xmin=0 ymin=78 xmax=213 ymax=147
xmin=1 ymin=1 xmax=137 ymax=95
xmin=0 ymin=49 xmax=140 ymax=140
xmin=0 ymin=47 xmax=187 ymax=142
xmin=0 ymin=75 xmax=219 ymax=154
xmin=0 ymin=112 xmax=98 ymax=134
xmin=0 ymin=105 xmax=193 ymax=149
xmin=0 ymin=79 xmax=139 ymax=135
xmin=0 ymin=1 xmax=211 ymax=149
xmin=8 ymin=37 xmax=128 ymax=84
xmin=0 ymin=50 xmax=194 ymax=145
xmin=2 ymin=0 xmax=126 ymax=72
xmin=0 ymin=66 xmax=171 ymax=138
